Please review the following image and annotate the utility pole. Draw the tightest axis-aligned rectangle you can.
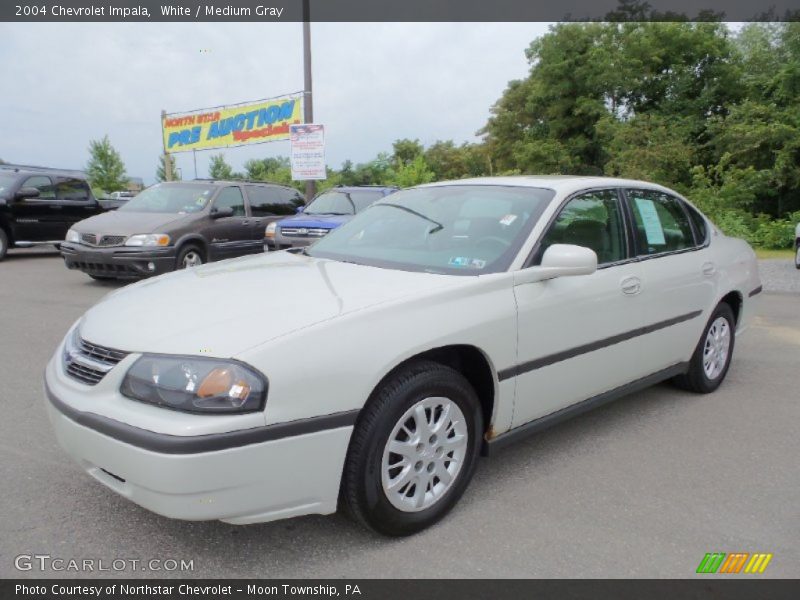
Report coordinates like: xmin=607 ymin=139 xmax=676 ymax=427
xmin=302 ymin=0 xmax=316 ymax=200
xmin=161 ymin=110 xmax=173 ymax=182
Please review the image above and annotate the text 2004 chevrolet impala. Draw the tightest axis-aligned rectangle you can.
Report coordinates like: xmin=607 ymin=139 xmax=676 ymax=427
xmin=45 ymin=176 xmax=761 ymax=535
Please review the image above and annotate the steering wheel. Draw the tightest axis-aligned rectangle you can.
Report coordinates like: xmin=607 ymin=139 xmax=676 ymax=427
xmin=475 ymin=236 xmax=511 ymax=254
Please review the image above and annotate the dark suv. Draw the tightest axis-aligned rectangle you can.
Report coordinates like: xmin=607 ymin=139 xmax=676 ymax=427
xmin=0 ymin=165 xmax=109 ymax=261
xmin=60 ymin=180 xmax=304 ymax=279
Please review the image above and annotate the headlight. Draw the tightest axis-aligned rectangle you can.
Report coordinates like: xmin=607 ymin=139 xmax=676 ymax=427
xmin=124 ymin=234 xmax=170 ymax=247
xmin=120 ymin=355 xmax=267 ymax=414
xmin=265 ymin=222 xmax=277 ymax=239
xmin=65 ymin=229 xmax=80 ymax=243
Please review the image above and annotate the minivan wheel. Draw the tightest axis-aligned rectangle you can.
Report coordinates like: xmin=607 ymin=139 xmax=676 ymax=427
xmin=341 ymin=360 xmax=482 ymax=536
xmin=673 ymin=303 xmax=736 ymax=394
xmin=0 ymin=228 xmax=8 ymax=261
xmin=176 ymin=245 xmax=204 ymax=269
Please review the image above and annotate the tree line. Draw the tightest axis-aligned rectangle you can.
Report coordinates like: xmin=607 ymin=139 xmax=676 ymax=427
xmin=82 ymin=18 xmax=800 ymax=249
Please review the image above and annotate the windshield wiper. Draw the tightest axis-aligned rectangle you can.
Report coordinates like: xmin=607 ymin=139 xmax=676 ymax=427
xmin=307 ymin=211 xmax=350 ymax=216
xmin=379 ymin=203 xmax=444 ymax=233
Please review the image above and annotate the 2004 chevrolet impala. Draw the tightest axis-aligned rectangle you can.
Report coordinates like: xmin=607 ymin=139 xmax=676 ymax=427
xmin=45 ymin=176 xmax=761 ymax=535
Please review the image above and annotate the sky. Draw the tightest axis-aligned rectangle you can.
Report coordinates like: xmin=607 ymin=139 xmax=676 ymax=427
xmin=0 ymin=22 xmax=551 ymax=184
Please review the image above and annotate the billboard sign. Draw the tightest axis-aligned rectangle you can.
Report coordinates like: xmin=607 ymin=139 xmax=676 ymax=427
xmin=162 ymin=94 xmax=303 ymax=154
xmin=290 ymin=124 xmax=327 ymax=180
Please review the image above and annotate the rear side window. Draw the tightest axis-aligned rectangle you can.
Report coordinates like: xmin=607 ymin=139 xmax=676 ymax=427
xmin=246 ymin=185 xmax=299 ymax=217
xmin=685 ymin=203 xmax=708 ymax=244
xmin=214 ymin=187 xmax=246 ymax=216
xmin=22 ymin=176 xmax=55 ymax=199
xmin=56 ymin=178 xmax=90 ymax=201
xmin=626 ymin=189 xmax=694 ymax=256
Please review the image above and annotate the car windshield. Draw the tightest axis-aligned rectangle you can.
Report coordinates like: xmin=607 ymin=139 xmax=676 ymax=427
xmin=304 ymin=190 xmax=385 ymax=215
xmin=307 ymin=185 xmax=555 ymax=275
xmin=117 ymin=183 xmax=216 ymax=214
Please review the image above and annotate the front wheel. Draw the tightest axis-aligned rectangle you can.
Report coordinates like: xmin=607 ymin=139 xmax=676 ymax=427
xmin=0 ymin=228 xmax=8 ymax=261
xmin=176 ymin=245 xmax=204 ymax=270
xmin=673 ymin=303 xmax=736 ymax=394
xmin=795 ymin=244 xmax=800 ymax=270
xmin=341 ymin=360 xmax=483 ymax=536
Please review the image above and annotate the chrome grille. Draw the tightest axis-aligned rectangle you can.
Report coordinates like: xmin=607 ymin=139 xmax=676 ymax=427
xmin=280 ymin=227 xmax=330 ymax=238
xmin=64 ymin=336 xmax=128 ymax=386
xmin=80 ymin=233 xmax=126 ymax=247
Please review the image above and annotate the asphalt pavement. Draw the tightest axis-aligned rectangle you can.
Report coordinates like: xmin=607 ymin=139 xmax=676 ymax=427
xmin=1 ymin=248 xmax=798 ymax=579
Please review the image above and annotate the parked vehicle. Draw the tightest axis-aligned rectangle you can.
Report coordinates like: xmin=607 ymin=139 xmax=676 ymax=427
xmin=60 ymin=180 xmax=304 ymax=279
xmin=45 ymin=176 xmax=760 ymax=536
xmin=795 ymin=222 xmax=799 ymax=269
xmin=101 ymin=190 xmax=138 ymax=210
xmin=0 ymin=164 xmax=110 ymax=260
xmin=265 ymin=185 xmax=397 ymax=250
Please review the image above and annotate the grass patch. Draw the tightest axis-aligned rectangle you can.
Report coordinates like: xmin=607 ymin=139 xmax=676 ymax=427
xmin=754 ymin=248 xmax=794 ymax=260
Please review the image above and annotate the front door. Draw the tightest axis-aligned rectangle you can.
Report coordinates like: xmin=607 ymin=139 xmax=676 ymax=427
xmin=512 ymin=189 xmax=649 ymax=427
xmin=11 ymin=175 xmax=62 ymax=241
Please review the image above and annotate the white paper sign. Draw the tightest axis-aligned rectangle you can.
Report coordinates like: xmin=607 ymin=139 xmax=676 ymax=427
xmin=634 ymin=197 xmax=666 ymax=245
xmin=290 ymin=124 xmax=327 ymax=180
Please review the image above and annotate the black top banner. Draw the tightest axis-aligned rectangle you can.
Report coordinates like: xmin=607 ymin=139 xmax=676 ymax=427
xmin=2 ymin=0 xmax=800 ymax=22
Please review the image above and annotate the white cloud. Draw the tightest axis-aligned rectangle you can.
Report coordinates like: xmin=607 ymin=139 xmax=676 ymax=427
xmin=0 ymin=22 xmax=550 ymax=183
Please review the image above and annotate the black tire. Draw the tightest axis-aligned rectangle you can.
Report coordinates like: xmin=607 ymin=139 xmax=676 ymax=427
xmin=176 ymin=244 xmax=204 ymax=270
xmin=673 ymin=303 xmax=736 ymax=394
xmin=341 ymin=360 xmax=483 ymax=536
xmin=794 ymin=243 xmax=800 ymax=270
xmin=0 ymin=228 xmax=8 ymax=261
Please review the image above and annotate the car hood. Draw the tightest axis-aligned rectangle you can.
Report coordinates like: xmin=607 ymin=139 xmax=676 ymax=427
xmin=278 ymin=214 xmax=352 ymax=229
xmin=79 ymin=251 xmax=459 ymax=357
xmin=72 ymin=210 xmax=194 ymax=235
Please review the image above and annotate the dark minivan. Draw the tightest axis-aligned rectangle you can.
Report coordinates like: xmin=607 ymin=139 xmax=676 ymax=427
xmin=61 ymin=180 xmax=304 ymax=279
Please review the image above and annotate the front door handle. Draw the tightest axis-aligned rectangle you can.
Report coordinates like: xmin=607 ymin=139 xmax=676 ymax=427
xmin=702 ymin=262 xmax=716 ymax=277
xmin=620 ymin=276 xmax=642 ymax=296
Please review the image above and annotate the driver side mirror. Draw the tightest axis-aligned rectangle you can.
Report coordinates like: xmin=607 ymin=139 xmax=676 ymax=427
xmin=514 ymin=244 xmax=598 ymax=285
xmin=15 ymin=187 xmax=40 ymax=201
xmin=210 ymin=206 xmax=234 ymax=219
xmin=296 ymin=206 xmax=304 ymax=214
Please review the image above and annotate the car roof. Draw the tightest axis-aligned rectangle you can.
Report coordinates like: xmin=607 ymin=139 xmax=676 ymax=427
xmin=419 ymin=175 xmax=679 ymax=197
xmin=0 ymin=164 xmax=88 ymax=179
xmin=187 ymin=179 xmax=296 ymax=188
xmin=328 ymin=185 xmax=398 ymax=192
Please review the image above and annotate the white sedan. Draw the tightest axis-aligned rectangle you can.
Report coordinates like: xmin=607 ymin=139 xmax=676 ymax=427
xmin=45 ymin=176 xmax=761 ymax=536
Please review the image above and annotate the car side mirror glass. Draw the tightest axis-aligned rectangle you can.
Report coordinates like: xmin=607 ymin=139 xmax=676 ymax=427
xmin=15 ymin=187 xmax=40 ymax=200
xmin=515 ymin=244 xmax=598 ymax=285
xmin=210 ymin=206 xmax=234 ymax=219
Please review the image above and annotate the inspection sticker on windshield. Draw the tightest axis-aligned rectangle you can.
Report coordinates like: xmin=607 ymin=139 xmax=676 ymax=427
xmin=499 ymin=214 xmax=518 ymax=226
xmin=449 ymin=257 xmax=486 ymax=269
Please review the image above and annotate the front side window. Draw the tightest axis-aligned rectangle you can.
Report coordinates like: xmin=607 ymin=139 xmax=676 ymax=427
xmin=626 ymin=189 xmax=694 ymax=256
xmin=213 ymin=187 xmax=246 ymax=216
xmin=537 ymin=189 xmax=627 ymax=265
xmin=119 ymin=183 xmax=217 ymax=214
xmin=22 ymin=176 xmax=55 ymax=199
xmin=308 ymin=185 xmax=554 ymax=275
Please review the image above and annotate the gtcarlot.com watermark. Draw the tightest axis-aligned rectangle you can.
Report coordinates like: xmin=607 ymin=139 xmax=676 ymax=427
xmin=14 ymin=554 xmax=194 ymax=573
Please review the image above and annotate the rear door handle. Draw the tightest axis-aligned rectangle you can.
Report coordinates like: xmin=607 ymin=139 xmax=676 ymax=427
xmin=620 ymin=276 xmax=642 ymax=296
xmin=702 ymin=262 xmax=716 ymax=277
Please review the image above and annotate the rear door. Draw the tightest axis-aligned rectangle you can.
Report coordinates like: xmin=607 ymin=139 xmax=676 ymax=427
xmin=54 ymin=177 xmax=100 ymax=235
xmin=204 ymin=186 xmax=255 ymax=259
xmin=622 ymin=188 xmax=716 ymax=372
xmin=244 ymin=185 xmax=303 ymax=242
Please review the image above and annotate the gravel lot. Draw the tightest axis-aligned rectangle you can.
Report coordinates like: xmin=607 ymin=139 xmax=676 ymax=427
xmin=1 ymin=250 xmax=798 ymax=579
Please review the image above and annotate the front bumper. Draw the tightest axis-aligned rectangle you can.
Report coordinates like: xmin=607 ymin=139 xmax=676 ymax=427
xmin=44 ymin=353 xmax=354 ymax=524
xmin=60 ymin=242 xmax=177 ymax=278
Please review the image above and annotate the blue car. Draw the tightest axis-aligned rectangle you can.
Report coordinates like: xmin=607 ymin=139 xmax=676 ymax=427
xmin=265 ymin=185 xmax=397 ymax=250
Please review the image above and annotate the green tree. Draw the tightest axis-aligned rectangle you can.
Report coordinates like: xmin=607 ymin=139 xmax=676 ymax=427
xmin=156 ymin=154 xmax=180 ymax=182
xmin=392 ymin=138 xmax=424 ymax=167
xmin=390 ymin=154 xmax=435 ymax=188
xmin=86 ymin=135 xmax=127 ymax=193
xmin=208 ymin=153 xmax=234 ymax=180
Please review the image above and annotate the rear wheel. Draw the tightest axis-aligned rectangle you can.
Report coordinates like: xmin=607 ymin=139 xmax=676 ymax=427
xmin=673 ymin=303 xmax=736 ymax=393
xmin=341 ymin=360 xmax=483 ymax=536
xmin=795 ymin=244 xmax=800 ymax=269
xmin=0 ymin=228 xmax=8 ymax=261
xmin=176 ymin=245 xmax=204 ymax=270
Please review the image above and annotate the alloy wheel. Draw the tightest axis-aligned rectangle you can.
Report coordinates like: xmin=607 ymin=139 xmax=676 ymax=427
xmin=182 ymin=251 xmax=203 ymax=268
xmin=702 ymin=316 xmax=731 ymax=380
